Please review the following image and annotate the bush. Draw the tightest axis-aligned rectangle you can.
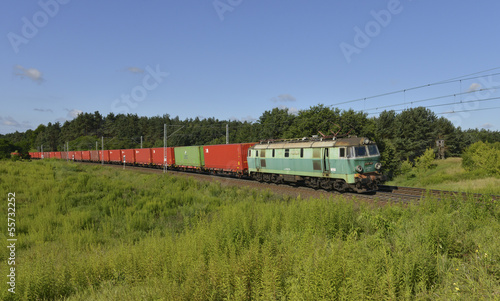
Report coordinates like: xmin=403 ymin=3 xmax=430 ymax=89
xmin=379 ymin=139 xmax=400 ymax=179
xmin=415 ymin=147 xmax=436 ymax=172
xmin=462 ymin=141 xmax=500 ymax=176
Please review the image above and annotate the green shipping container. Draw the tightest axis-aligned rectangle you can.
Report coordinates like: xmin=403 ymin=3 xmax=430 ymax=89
xmin=174 ymin=146 xmax=204 ymax=167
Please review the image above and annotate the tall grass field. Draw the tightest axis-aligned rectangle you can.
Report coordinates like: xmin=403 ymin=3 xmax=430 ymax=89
xmin=389 ymin=157 xmax=500 ymax=195
xmin=0 ymin=160 xmax=499 ymax=300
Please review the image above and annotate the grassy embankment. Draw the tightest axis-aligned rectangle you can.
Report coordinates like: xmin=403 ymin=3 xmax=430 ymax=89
xmin=0 ymin=160 xmax=499 ymax=300
xmin=388 ymin=157 xmax=500 ymax=195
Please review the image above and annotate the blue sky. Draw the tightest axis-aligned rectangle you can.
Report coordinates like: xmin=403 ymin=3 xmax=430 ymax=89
xmin=1 ymin=0 xmax=500 ymax=135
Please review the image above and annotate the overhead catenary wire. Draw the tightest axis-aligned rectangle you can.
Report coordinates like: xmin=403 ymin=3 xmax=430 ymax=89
xmin=367 ymin=96 xmax=500 ymax=115
xmin=363 ymin=86 xmax=500 ymax=112
xmin=329 ymin=68 xmax=500 ymax=107
xmin=438 ymin=105 xmax=500 ymax=115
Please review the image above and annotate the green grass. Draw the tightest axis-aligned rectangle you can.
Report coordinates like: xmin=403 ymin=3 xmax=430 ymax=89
xmin=0 ymin=160 xmax=500 ymax=300
xmin=388 ymin=157 xmax=500 ymax=194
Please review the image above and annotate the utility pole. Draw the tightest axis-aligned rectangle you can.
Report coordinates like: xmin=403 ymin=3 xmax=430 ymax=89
xmin=163 ymin=124 xmax=167 ymax=173
xmin=101 ymin=136 xmax=104 ymax=165
xmin=67 ymin=142 xmax=69 ymax=162
xmin=41 ymin=145 xmax=43 ymax=159
xmin=226 ymin=124 xmax=229 ymax=144
xmin=140 ymin=136 xmax=143 ymax=149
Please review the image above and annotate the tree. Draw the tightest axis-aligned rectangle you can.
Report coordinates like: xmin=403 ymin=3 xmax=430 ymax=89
xmin=0 ymin=139 xmax=15 ymax=159
xmin=285 ymin=105 xmax=340 ymax=138
xmin=257 ymin=107 xmax=295 ymax=140
xmin=377 ymin=139 xmax=399 ymax=178
xmin=393 ymin=107 xmax=438 ymax=161
xmin=375 ymin=110 xmax=397 ymax=140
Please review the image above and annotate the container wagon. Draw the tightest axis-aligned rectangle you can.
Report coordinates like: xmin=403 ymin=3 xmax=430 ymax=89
xmin=174 ymin=146 xmax=204 ymax=170
xmin=82 ymin=151 xmax=91 ymax=161
xmin=90 ymin=150 xmax=99 ymax=162
xmin=203 ymin=143 xmax=256 ymax=175
xmin=135 ymin=148 xmax=152 ymax=166
xmin=109 ymin=150 xmax=121 ymax=163
xmin=121 ymin=149 xmax=135 ymax=165
xmin=151 ymin=147 xmax=175 ymax=167
xmin=99 ymin=150 xmax=110 ymax=163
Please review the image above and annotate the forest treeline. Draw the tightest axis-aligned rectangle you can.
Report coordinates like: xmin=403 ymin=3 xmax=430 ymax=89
xmin=1 ymin=105 xmax=499 ymax=176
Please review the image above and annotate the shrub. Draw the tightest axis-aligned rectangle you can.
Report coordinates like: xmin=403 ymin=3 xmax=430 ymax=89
xmin=399 ymin=158 xmax=414 ymax=175
xmin=414 ymin=147 xmax=436 ymax=172
xmin=462 ymin=141 xmax=500 ymax=176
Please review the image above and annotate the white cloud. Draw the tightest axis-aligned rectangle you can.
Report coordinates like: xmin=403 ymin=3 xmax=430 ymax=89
xmin=0 ymin=116 xmax=31 ymax=129
xmin=271 ymin=94 xmax=297 ymax=103
xmin=481 ymin=123 xmax=494 ymax=129
xmin=468 ymin=83 xmax=482 ymax=92
xmin=66 ymin=109 xmax=83 ymax=119
xmin=34 ymin=108 xmax=53 ymax=113
xmin=126 ymin=67 xmax=144 ymax=74
xmin=278 ymin=105 xmax=299 ymax=115
xmin=229 ymin=115 xmax=257 ymax=122
xmin=14 ymin=65 xmax=44 ymax=83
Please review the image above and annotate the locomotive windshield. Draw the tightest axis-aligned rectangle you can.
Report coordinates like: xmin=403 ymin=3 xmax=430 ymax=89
xmin=368 ymin=145 xmax=379 ymax=156
xmin=354 ymin=146 xmax=367 ymax=157
xmin=350 ymin=145 xmax=380 ymax=157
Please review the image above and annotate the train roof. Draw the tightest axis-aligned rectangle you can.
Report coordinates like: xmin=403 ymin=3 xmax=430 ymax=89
xmin=251 ymin=137 xmax=375 ymax=150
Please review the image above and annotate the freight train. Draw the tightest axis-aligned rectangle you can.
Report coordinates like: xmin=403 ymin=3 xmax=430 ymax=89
xmin=29 ymin=136 xmax=385 ymax=193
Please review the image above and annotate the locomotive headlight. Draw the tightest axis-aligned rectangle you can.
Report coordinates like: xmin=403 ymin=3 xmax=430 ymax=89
xmin=375 ymin=162 xmax=382 ymax=170
xmin=356 ymin=165 xmax=363 ymax=173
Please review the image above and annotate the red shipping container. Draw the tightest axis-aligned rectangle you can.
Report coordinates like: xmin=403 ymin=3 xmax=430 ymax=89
xmin=121 ymin=149 xmax=135 ymax=164
xmin=53 ymin=152 xmax=62 ymax=159
xmin=99 ymin=150 xmax=110 ymax=162
xmin=74 ymin=151 xmax=83 ymax=161
xmin=203 ymin=143 xmax=256 ymax=173
xmin=90 ymin=150 xmax=99 ymax=162
xmin=82 ymin=151 xmax=91 ymax=161
xmin=61 ymin=152 xmax=68 ymax=160
xmin=109 ymin=150 xmax=121 ymax=163
xmin=151 ymin=147 xmax=175 ymax=166
xmin=135 ymin=148 xmax=152 ymax=165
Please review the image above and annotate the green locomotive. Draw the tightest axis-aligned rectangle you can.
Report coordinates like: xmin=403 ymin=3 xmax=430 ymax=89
xmin=247 ymin=136 xmax=385 ymax=192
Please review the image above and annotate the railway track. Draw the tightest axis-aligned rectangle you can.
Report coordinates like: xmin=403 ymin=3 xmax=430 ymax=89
xmin=75 ymin=161 xmax=499 ymax=204
xmin=374 ymin=185 xmax=499 ymax=203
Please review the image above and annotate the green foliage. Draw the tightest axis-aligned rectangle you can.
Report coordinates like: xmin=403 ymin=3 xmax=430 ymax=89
xmin=415 ymin=147 xmax=436 ymax=172
xmin=389 ymin=157 xmax=500 ymax=194
xmin=399 ymin=158 xmax=414 ymax=175
xmin=0 ymin=138 xmax=15 ymax=159
xmin=1 ymin=161 xmax=500 ymax=300
xmin=462 ymin=141 xmax=500 ymax=176
xmin=378 ymin=138 xmax=400 ymax=178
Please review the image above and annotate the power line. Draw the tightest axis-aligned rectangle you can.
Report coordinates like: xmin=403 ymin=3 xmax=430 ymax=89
xmin=438 ymin=105 xmax=500 ymax=115
xmin=330 ymin=68 xmax=500 ymax=107
xmin=367 ymin=96 xmax=500 ymax=115
xmin=363 ymin=86 xmax=500 ymax=112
